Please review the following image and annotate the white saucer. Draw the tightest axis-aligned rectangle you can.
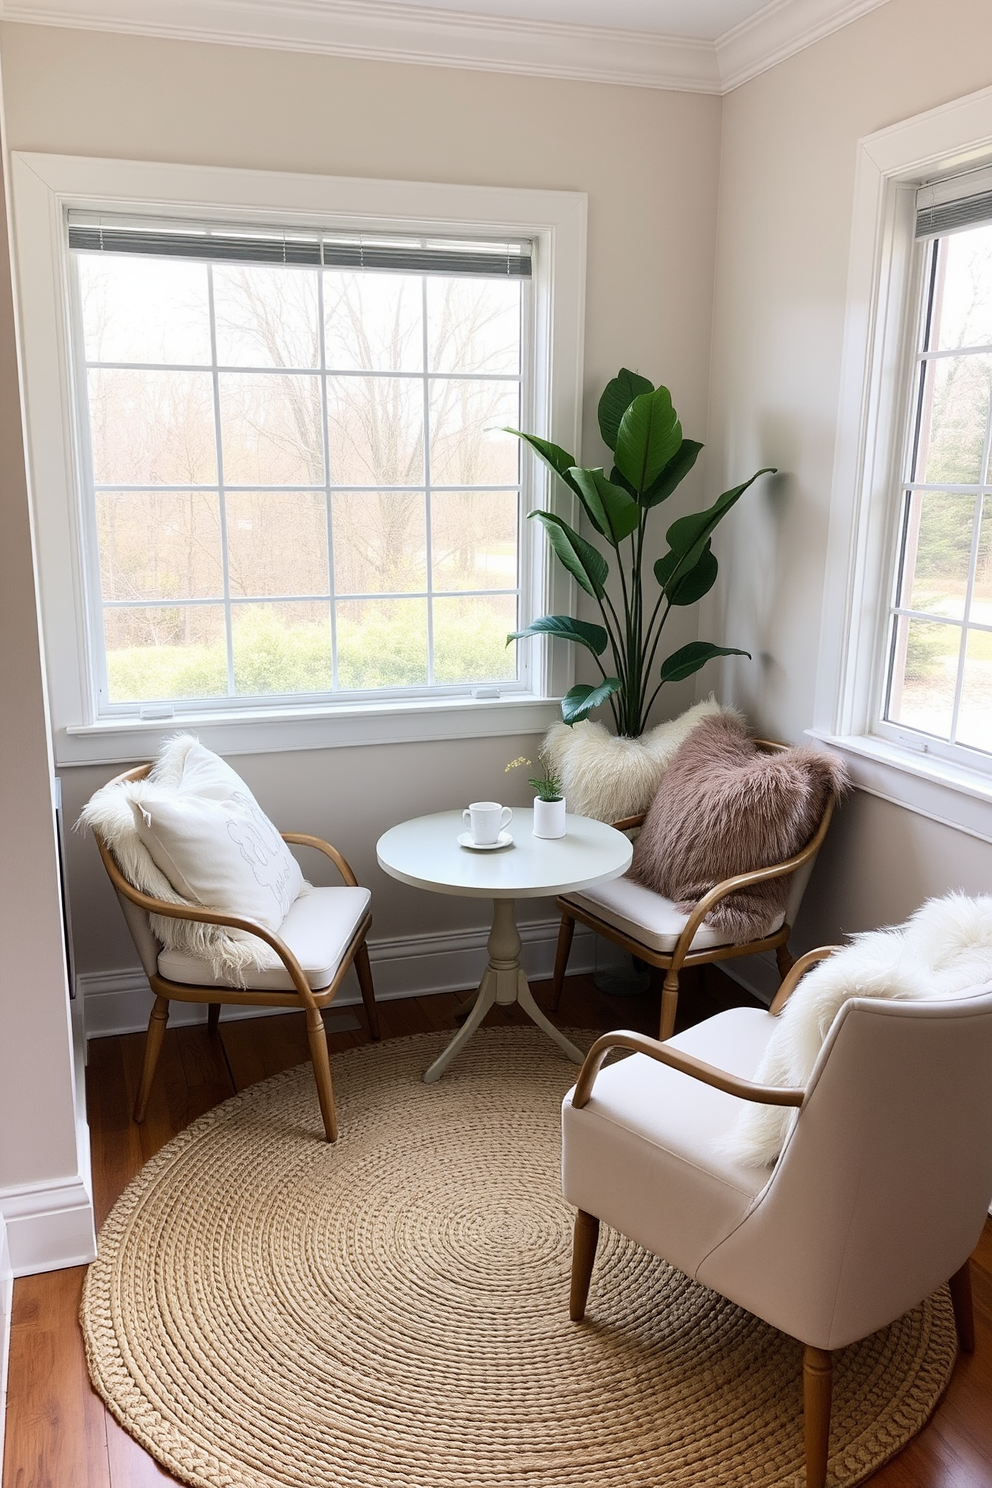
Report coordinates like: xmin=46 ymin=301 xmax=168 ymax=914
xmin=457 ymin=830 xmax=513 ymax=851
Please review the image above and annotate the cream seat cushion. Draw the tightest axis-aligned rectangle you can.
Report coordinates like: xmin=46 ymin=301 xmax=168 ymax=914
xmin=158 ymin=885 xmax=372 ymax=992
xmin=562 ymin=876 xmax=786 ymax=955
xmin=562 ymin=1007 xmax=774 ymax=1280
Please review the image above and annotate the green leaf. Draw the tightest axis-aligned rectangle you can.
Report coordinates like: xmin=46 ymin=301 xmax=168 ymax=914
xmin=569 ymin=466 xmax=640 ymax=544
xmin=504 ymin=429 xmax=580 ymax=495
xmin=659 ymin=642 xmax=751 ymax=684
xmin=597 ymin=368 xmax=654 ymax=452
xmin=507 ymin=615 xmax=609 ymax=656
xmin=654 ymin=543 xmax=718 ymax=605
xmin=561 ymin=678 xmax=622 ymax=724
xmin=608 ymin=465 xmax=637 ymax=497
xmin=614 ymin=386 xmax=683 ymax=495
xmin=530 ymin=511 xmax=608 ymax=598
xmin=665 ymin=467 xmax=777 ymax=573
xmin=640 ymin=439 xmax=704 ymax=509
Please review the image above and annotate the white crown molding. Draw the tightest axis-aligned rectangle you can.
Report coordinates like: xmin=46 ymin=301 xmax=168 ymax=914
xmin=717 ymin=0 xmax=892 ymax=93
xmin=0 ymin=0 xmax=894 ymax=94
xmin=0 ymin=0 xmax=722 ymax=91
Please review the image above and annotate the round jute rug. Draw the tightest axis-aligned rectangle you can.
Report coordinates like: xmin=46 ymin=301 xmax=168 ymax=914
xmin=81 ymin=1027 xmax=957 ymax=1488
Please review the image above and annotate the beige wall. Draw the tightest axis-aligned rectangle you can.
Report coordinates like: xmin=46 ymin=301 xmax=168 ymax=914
xmin=706 ymin=0 xmax=992 ymax=945
xmin=8 ymin=0 xmax=988 ymax=998
xmin=0 ymin=22 xmax=722 ymax=978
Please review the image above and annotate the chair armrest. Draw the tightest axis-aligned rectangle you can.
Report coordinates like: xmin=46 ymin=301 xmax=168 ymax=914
xmin=768 ymin=945 xmax=841 ymax=1015
xmin=93 ymin=832 xmax=318 ymax=1006
xmin=571 ymin=1029 xmax=805 ymax=1110
xmin=611 ymin=813 xmax=646 ymax=833
xmin=669 ymin=797 xmax=837 ymax=966
xmin=281 ymin=832 xmax=359 ymax=887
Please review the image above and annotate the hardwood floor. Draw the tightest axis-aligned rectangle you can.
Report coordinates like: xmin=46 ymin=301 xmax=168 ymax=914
xmin=4 ymin=971 xmax=992 ymax=1488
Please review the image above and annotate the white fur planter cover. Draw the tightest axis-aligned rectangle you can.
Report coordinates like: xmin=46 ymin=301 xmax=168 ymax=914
xmin=727 ymin=893 xmax=992 ymax=1167
xmin=542 ymin=698 xmax=727 ymax=823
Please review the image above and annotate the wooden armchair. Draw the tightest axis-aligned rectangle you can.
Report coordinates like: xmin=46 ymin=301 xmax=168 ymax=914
xmin=93 ymin=763 xmax=379 ymax=1143
xmin=551 ymin=740 xmax=838 ymax=1039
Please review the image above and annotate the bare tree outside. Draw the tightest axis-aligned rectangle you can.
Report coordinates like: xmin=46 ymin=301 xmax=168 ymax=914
xmin=74 ymin=243 xmax=525 ymax=704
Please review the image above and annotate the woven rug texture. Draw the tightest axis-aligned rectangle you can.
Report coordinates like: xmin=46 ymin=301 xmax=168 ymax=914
xmin=81 ymin=1026 xmax=957 ymax=1488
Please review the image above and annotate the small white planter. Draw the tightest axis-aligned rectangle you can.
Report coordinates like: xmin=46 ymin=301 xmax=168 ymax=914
xmin=532 ymin=796 xmax=566 ymax=839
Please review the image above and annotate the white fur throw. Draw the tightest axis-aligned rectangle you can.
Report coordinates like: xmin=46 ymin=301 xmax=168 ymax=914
xmin=725 ymin=893 xmax=992 ymax=1168
xmin=542 ymin=698 xmax=728 ymax=823
xmin=77 ymin=734 xmax=306 ymax=985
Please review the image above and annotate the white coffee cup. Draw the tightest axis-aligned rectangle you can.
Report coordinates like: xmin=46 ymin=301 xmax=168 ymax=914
xmin=463 ymin=801 xmax=512 ymax=845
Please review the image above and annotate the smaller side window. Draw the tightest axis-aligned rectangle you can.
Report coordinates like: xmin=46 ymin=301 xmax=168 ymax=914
xmin=881 ymin=199 xmax=992 ymax=766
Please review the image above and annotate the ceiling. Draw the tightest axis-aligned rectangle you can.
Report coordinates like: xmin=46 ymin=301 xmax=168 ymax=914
xmin=346 ymin=0 xmax=788 ymax=42
xmin=0 ymin=0 xmax=893 ymax=93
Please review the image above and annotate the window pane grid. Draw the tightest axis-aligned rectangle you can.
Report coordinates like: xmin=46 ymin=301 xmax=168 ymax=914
xmin=206 ymin=263 xmax=237 ymax=698
xmin=884 ymin=224 xmax=992 ymax=752
xmin=74 ymin=244 xmax=526 ymax=708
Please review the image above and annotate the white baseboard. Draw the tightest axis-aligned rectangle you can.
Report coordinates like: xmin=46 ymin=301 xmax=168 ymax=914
xmin=79 ymin=917 xmax=600 ymax=1039
xmin=720 ymin=950 xmax=777 ymax=1006
xmin=0 ymin=1174 xmax=97 ymax=1279
xmin=0 ymin=1211 xmax=11 ymax=1472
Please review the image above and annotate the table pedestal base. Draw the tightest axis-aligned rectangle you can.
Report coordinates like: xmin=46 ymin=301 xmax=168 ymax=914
xmin=422 ymin=897 xmax=585 ymax=1083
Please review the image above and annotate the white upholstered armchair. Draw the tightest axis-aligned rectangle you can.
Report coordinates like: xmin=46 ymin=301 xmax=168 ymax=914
xmin=562 ymin=950 xmax=992 ymax=1487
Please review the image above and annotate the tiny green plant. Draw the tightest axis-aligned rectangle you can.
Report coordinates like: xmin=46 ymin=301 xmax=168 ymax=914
xmin=505 ymin=369 xmax=776 ymax=737
xmin=505 ymin=754 xmax=563 ymax=802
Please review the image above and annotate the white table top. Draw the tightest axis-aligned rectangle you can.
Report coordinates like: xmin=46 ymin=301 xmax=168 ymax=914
xmin=376 ymin=809 xmax=633 ymax=900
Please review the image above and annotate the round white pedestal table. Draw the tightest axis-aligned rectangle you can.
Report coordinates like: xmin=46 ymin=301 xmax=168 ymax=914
xmin=375 ymin=809 xmax=633 ymax=1083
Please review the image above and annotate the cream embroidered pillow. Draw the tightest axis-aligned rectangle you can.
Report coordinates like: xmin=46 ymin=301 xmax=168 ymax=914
xmin=79 ymin=735 xmax=305 ymax=984
xmin=131 ymin=785 xmax=302 ymax=935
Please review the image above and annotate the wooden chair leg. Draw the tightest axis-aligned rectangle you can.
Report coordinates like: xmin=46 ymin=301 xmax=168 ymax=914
xmin=354 ymin=941 xmax=380 ymax=1041
xmin=776 ymin=943 xmax=795 ymax=980
xmin=569 ymin=1209 xmax=600 ymax=1321
xmin=950 ymin=1259 xmax=975 ymax=1353
xmin=207 ymin=1002 xmax=221 ymax=1033
xmin=551 ymin=913 xmax=576 ymax=1013
xmin=306 ymin=1007 xmax=338 ymax=1143
xmin=659 ymin=970 xmax=680 ymax=1040
xmin=803 ymin=1344 xmax=832 ymax=1488
xmin=134 ymin=995 xmax=170 ymax=1124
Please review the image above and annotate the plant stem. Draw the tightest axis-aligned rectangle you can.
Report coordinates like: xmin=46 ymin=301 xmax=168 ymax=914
xmin=598 ymin=588 xmax=628 ymax=698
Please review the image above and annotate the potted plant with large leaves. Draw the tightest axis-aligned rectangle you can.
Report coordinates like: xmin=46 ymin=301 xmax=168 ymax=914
xmin=507 ymin=368 xmax=774 ymax=738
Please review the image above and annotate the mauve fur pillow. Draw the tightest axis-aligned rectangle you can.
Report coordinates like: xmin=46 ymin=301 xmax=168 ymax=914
xmin=627 ymin=714 xmax=849 ymax=942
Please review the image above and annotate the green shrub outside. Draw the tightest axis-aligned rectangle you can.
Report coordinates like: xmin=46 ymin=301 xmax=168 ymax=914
xmin=106 ymin=602 xmax=516 ymax=702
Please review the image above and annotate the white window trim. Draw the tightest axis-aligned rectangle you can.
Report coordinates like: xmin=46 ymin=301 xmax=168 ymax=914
xmin=10 ymin=152 xmax=586 ymax=767
xmin=814 ymin=83 xmax=992 ymax=843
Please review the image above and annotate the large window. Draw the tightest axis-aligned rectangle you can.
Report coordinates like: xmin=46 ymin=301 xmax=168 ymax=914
xmin=882 ymin=200 xmax=992 ymax=763
xmin=70 ymin=215 xmax=530 ymax=714
xmin=11 ymin=155 xmax=585 ymax=762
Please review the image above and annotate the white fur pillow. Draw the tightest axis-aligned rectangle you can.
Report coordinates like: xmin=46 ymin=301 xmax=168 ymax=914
xmin=78 ymin=735 xmax=305 ymax=984
xmin=725 ymin=893 xmax=992 ymax=1168
xmin=542 ymin=698 xmax=728 ymax=823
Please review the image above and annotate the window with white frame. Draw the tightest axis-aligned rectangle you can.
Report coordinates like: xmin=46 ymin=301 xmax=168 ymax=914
xmin=817 ymin=88 xmax=992 ymax=842
xmin=878 ymin=172 xmax=992 ymax=768
xmin=11 ymin=156 xmax=584 ymax=762
xmin=68 ymin=213 xmax=531 ymax=714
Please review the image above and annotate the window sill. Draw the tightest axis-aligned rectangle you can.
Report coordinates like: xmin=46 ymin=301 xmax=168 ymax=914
xmin=806 ymin=729 xmax=992 ymax=845
xmin=58 ymin=694 xmax=563 ymax=768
